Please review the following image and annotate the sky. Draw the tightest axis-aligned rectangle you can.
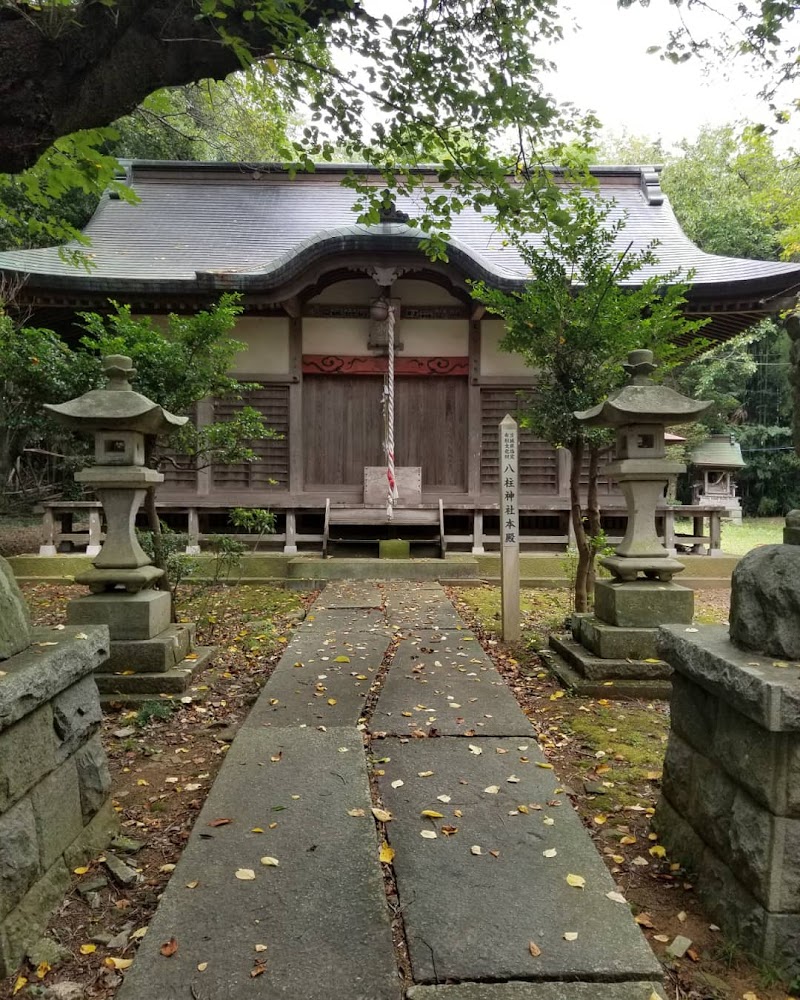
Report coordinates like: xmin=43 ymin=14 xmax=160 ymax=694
xmin=547 ymin=0 xmax=798 ymax=151
xmin=364 ymin=0 xmax=800 ymax=153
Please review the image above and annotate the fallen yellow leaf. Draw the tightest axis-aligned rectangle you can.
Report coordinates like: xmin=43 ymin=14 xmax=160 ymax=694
xmin=379 ymin=842 xmax=395 ymax=863
xmin=327 ymin=698 xmax=337 ymax=706
xmin=535 ymin=762 xmax=553 ymax=769
xmin=371 ymin=807 xmax=392 ymax=822
xmin=593 ymin=814 xmax=607 ymax=825
xmin=334 ymin=655 xmax=351 ymax=663
xmin=566 ymin=873 xmax=586 ymax=889
xmin=260 ymin=857 xmax=279 ymax=867
xmin=80 ymin=943 xmax=97 ymax=955
xmin=235 ymin=868 xmax=256 ymax=880
xmin=421 ymin=810 xmax=444 ymax=819
xmin=73 ymin=866 xmax=90 ymax=875
xmin=12 ymin=976 xmax=27 ymax=995
xmin=649 ymin=845 xmax=667 ymax=859
xmin=198 ymin=962 xmax=209 ymax=972
xmin=35 ymin=961 xmax=50 ymax=980
xmin=104 ymin=957 xmax=134 ymax=970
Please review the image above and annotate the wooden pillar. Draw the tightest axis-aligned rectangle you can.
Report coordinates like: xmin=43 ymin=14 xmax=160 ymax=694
xmin=284 ymin=511 xmax=298 ymax=555
xmin=471 ymin=509 xmax=485 ymax=555
xmin=40 ymin=505 xmax=57 ymax=556
xmin=186 ymin=508 xmax=201 ymax=555
xmin=288 ymin=316 xmax=303 ymax=496
xmin=468 ymin=319 xmax=482 ymax=500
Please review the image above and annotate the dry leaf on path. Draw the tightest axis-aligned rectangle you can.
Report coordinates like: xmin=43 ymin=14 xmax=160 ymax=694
xmin=208 ymin=818 xmax=232 ymax=827
xmin=235 ymin=868 xmax=256 ymax=880
xmin=160 ymin=938 xmax=178 ymax=957
xmin=260 ymin=857 xmax=279 ymax=867
xmin=566 ymin=874 xmax=586 ymax=889
xmin=563 ymin=932 xmax=578 ymax=941
xmin=420 ymin=830 xmax=437 ymax=839
xmin=528 ymin=941 xmax=541 ymax=957
xmin=379 ymin=842 xmax=395 ymax=864
xmin=371 ymin=807 xmax=392 ymax=822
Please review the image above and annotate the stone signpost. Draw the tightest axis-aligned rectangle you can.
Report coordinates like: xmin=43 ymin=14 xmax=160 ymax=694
xmin=499 ymin=414 xmax=520 ymax=641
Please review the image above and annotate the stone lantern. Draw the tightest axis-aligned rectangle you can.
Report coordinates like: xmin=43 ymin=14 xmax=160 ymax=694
xmin=545 ymin=349 xmax=711 ymax=698
xmin=44 ymin=356 xmax=213 ymax=701
xmin=690 ymin=433 xmax=746 ymax=523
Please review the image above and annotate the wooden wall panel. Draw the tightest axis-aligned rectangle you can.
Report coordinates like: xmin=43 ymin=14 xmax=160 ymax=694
xmin=212 ymin=385 xmax=290 ymax=490
xmin=480 ymin=389 xmax=558 ymax=494
xmin=395 ymin=377 xmax=468 ymax=490
xmin=303 ymin=375 xmax=384 ymax=487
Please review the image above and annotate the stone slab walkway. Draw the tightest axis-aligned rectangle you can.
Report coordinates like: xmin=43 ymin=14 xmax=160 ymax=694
xmin=117 ymin=582 xmax=665 ymax=1000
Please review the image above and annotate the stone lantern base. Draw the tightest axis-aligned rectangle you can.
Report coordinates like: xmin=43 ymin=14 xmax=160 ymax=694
xmin=543 ymin=578 xmax=694 ymax=699
xmin=66 ymin=589 xmax=215 ymax=705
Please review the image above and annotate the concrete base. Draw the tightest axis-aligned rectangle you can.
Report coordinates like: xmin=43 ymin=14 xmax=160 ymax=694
xmin=595 ymin=579 xmax=694 ymax=628
xmin=67 ymin=589 xmax=171 ymax=640
xmin=288 ymin=556 xmax=479 ymax=580
xmin=102 ymin=623 xmax=196 ymax=673
xmin=573 ymin=613 xmax=659 ymax=660
xmin=379 ymin=538 xmax=411 ymax=559
xmin=544 ymin=635 xmax=672 ymax=700
xmin=96 ymin=646 xmax=215 ymax=702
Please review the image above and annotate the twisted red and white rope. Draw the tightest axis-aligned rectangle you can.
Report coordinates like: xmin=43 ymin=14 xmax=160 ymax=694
xmin=385 ymin=304 xmax=399 ymax=519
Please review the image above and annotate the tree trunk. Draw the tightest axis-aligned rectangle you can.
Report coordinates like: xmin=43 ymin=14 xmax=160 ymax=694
xmin=0 ymin=0 xmax=351 ymax=173
xmin=586 ymin=443 xmax=602 ymax=605
xmin=569 ymin=438 xmax=591 ymax=614
xmin=143 ymin=440 xmax=171 ymax=609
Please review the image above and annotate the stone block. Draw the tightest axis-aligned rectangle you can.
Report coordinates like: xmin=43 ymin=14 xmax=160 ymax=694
xmin=595 ymin=579 xmax=693 ymax=628
xmin=31 ymin=758 xmax=83 ymax=871
xmin=63 ymin=797 xmax=119 ymax=870
xmin=74 ymin=735 xmax=112 ymax=822
xmin=103 ymin=624 xmax=195 ymax=673
xmin=0 ymin=555 xmax=31 ymax=661
xmin=52 ymin=676 xmax=102 ymax=761
xmin=0 ymin=626 xmax=109 ymax=735
xmin=730 ymin=543 xmax=800 ymax=658
xmin=573 ymin=614 xmax=660 ymax=660
xmin=659 ymin=624 xmax=800 ymax=732
xmin=660 ymin=733 xmax=696 ymax=816
xmin=67 ymin=589 xmax=171 ymax=641
xmin=687 ymin=748 xmax=738 ymax=861
xmin=0 ymin=799 xmax=39 ymax=922
xmin=0 ymin=858 xmax=69 ymax=979
xmin=669 ymin=672 xmax=719 ymax=756
xmin=0 ymin=705 xmax=58 ymax=812
xmin=711 ymin=699 xmax=793 ymax=816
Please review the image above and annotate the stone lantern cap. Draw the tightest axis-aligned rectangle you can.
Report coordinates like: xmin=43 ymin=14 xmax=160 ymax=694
xmin=44 ymin=355 xmax=187 ymax=435
xmin=690 ymin=434 xmax=746 ymax=469
xmin=574 ymin=349 xmax=711 ymax=427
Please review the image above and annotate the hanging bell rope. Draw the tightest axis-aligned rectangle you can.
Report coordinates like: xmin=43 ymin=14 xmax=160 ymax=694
xmin=385 ymin=302 xmax=399 ymax=519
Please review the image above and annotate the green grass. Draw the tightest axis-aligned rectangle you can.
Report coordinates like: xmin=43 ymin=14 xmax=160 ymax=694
xmin=721 ymin=516 xmax=783 ymax=555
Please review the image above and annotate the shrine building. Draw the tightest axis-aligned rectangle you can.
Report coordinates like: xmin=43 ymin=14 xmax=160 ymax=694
xmin=2 ymin=161 xmax=799 ymax=555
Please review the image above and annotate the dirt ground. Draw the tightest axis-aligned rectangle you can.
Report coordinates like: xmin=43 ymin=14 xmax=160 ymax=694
xmin=2 ymin=581 xmax=797 ymax=1000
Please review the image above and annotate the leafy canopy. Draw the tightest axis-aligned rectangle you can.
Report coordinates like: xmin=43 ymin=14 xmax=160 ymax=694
xmin=2 ymin=1 xmax=594 ymax=258
xmin=472 ymin=190 xmax=709 ymax=450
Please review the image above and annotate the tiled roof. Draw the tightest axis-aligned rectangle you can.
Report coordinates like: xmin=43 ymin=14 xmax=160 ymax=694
xmin=2 ymin=162 xmax=800 ymax=297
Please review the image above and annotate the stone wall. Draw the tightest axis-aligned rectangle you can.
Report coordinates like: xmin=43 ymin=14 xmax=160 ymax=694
xmin=656 ymin=624 xmax=800 ymax=978
xmin=0 ymin=625 xmax=116 ymax=978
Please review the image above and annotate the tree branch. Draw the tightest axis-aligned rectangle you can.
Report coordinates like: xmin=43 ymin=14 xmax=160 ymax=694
xmin=0 ymin=0 xmax=353 ymax=172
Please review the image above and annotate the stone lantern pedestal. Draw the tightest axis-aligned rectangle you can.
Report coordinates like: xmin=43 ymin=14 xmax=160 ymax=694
xmin=545 ymin=350 xmax=710 ymax=698
xmin=45 ymin=356 xmax=215 ymax=704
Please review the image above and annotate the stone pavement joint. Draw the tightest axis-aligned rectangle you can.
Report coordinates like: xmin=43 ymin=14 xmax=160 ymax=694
xmin=116 ymin=581 xmax=662 ymax=999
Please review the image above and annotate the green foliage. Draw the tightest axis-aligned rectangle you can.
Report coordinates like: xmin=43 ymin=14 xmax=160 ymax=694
xmin=209 ymin=535 xmax=246 ymax=584
xmin=78 ymin=294 xmax=276 ymax=469
xmin=230 ymin=507 xmax=276 ymax=555
xmin=108 ymin=69 xmax=296 ymax=162
xmin=659 ymin=126 xmax=799 ymax=261
xmin=735 ymin=424 xmax=800 ymax=516
xmin=473 ymin=190 xmax=708 ymax=450
xmin=0 ymin=313 xmax=97 ymax=483
xmin=1 ymin=2 xmax=596 ymax=257
xmin=134 ymin=699 xmax=176 ymax=727
xmin=136 ymin=525 xmax=198 ymax=603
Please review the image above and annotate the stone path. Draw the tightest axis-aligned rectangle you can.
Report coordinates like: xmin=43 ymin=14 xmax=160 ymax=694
xmin=117 ymin=582 xmax=666 ymax=1000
